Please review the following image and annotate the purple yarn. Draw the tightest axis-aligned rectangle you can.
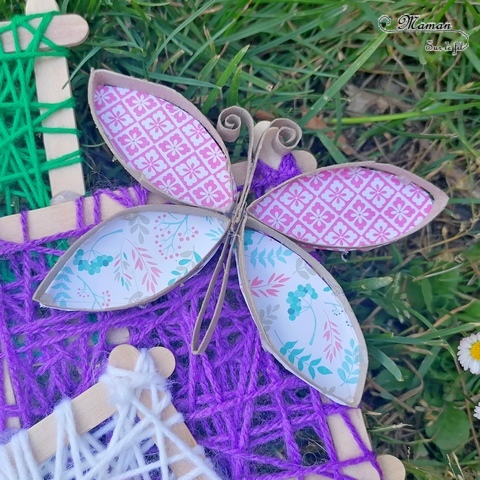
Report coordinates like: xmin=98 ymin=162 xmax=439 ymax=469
xmin=250 ymin=152 xmax=301 ymax=198
xmin=0 ymin=157 xmax=383 ymax=479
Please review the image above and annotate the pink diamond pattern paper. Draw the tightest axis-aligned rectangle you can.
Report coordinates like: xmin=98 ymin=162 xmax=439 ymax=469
xmin=94 ymin=86 xmax=235 ymax=212
xmin=249 ymin=166 xmax=434 ymax=249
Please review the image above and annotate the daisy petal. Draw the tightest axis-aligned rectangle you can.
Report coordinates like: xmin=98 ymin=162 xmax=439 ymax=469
xmin=474 ymin=403 xmax=480 ymax=420
xmin=457 ymin=332 xmax=480 ymax=375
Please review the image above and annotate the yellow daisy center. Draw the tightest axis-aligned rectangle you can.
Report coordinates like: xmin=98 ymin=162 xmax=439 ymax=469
xmin=470 ymin=341 xmax=480 ymax=361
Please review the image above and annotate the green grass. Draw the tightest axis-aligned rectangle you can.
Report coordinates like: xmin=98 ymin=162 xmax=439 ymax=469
xmin=4 ymin=1 xmax=480 ymax=478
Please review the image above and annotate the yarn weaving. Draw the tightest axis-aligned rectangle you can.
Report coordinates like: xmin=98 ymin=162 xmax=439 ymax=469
xmin=0 ymin=11 xmax=82 ymax=216
xmin=0 ymin=348 xmax=220 ymax=479
xmin=0 ymin=158 xmax=382 ymax=479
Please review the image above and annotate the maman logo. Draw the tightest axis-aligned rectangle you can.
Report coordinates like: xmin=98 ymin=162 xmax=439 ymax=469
xmin=378 ymin=14 xmax=469 ymax=56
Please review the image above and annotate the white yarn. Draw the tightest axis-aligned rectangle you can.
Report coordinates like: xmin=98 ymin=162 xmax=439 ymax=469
xmin=0 ymin=349 xmax=221 ymax=480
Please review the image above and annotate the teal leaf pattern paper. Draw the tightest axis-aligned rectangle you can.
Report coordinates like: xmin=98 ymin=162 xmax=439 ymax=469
xmin=205 ymin=227 xmax=227 ymax=242
xmin=286 ymin=284 xmax=319 ymax=345
xmin=277 ymin=340 xmax=332 ymax=378
xmin=337 ymin=339 xmax=361 ymax=385
xmin=51 ymin=266 xmax=73 ymax=308
xmin=37 ymin=211 xmax=227 ymax=311
xmin=246 ymin=244 xmax=292 ymax=268
xmin=241 ymin=229 xmax=364 ymax=405
xmin=167 ymin=249 xmax=203 ymax=286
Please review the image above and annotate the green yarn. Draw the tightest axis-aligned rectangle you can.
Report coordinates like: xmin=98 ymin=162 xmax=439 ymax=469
xmin=0 ymin=11 xmax=83 ymax=216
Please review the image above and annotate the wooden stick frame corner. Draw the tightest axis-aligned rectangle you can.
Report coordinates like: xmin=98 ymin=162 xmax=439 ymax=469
xmin=23 ymin=0 xmax=87 ymax=198
xmin=5 ymin=345 xmax=216 ymax=480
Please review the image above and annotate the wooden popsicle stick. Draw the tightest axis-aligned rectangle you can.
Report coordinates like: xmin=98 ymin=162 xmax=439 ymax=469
xmin=25 ymin=0 xmax=86 ymax=199
xmin=106 ymin=327 xmax=130 ymax=345
xmin=2 ymin=357 xmax=20 ymax=429
xmin=378 ymin=455 xmax=406 ymax=480
xmin=27 ymin=383 xmax=112 ymax=464
xmin=327 ymin=407 xmax=405 ymax=480
xmin=1 ymin=325 xmax=132 ymax=431
xmin=109 ymin=345 xmax=211 ymax=480
xmin=0 ymin=188 xmax=164 ymax=243
xmin=0 ymin=14 xmax=89 ymax=52
xmin=21 ymin=345 xmax=176 ymax=466
xmin=0 ymin=164 xmax=235 ymax=242
xmin=0 ymin=156 xmax=316 ymax=244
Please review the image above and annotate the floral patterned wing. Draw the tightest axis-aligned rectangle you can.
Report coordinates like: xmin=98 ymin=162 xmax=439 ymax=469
xmin=90 ymin=70 xmax=236 ymax=213
xmin=34 ymin=207 xmax=229 ymax=311
xmin=236 ymin=219 xmax=368 ymax=406
xmin=248 ymin=162 xmax=448 ymax=250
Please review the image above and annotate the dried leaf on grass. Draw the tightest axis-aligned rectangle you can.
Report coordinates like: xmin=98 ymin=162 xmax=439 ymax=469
xmin=344 ymin=84 xmax=411 ymax=115
xmin=443 ymin=164 xmax=480 ymax=199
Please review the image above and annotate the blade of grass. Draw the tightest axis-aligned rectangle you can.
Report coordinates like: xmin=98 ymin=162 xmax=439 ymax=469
xmin=298 ymin=32 xmax=388 ymax=127
xmin=369 ymin=345 xmax=404 ymax=381
xmin=315 ymin=130 xmax=349 ymax=163
xmin=178 ymin=19 xmax=236 ymax=77
xmin=330 ymin=102 xmax=480 ymax=124
xmin=201 ymin=45 xmax=250 ymax=114
xmin=146 ymin=0 xmax=217 ymax=69
xmin=68 ymin=46 xmax=101 ymax=85
xmin=227 ymin=65 xmax=243 ymax=107
xmin=184 ymin=54 xmax=220 ymax=98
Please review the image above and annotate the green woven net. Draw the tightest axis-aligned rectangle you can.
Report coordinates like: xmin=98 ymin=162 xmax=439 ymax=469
xmin=0 ymin=11 xmax=82 ymax=216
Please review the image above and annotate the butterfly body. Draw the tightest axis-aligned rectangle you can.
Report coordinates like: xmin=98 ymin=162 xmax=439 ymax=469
xmin=34 ymin=70 xmax=448 ymax=406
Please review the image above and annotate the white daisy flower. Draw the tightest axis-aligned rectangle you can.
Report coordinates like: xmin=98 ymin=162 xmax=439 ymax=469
xmin=457 ymin=332 xmax=480 ymax=374
xmin=474 ymin=403 xmax=480 ymax=420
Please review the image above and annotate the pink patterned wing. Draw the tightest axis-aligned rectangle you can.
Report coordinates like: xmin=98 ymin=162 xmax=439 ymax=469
xmin=248 ymin=163 xmax=448 ymax=250
xmin=90 ymin=70 xmax=236 ymax=213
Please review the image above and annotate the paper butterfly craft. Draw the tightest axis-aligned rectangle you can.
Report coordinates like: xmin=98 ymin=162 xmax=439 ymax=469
xmin=34 ymin=70 xmax=448 ymax=407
